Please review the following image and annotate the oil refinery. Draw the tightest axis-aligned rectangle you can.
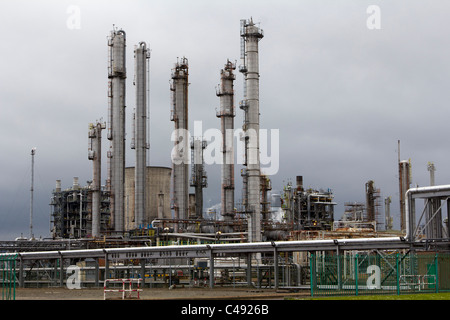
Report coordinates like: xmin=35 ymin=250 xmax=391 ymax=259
xmin=47 ymin=19 xmax=393 ymax=244
xmin=2 ymin=17 xmax=450 ymax=297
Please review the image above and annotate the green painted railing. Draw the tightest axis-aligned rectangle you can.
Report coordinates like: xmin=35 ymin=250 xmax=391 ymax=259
xmin=310 ymin=252 xmax=450 ymax=297
xmin=1 ymin=254 xmax=17 ymax=300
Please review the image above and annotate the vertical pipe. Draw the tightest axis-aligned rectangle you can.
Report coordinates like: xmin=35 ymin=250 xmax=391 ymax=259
xmin=273 ymin=248 xmax=278 ymax=290
xmin=399 ymin=160 xmax=411 ymax=232
xmin=158 ymin=192 xmax=164 ymax=219
xmin=435 ymin=253 xmax=439 ymax=293
xmin=108 ymin=29 xmax=127 ymax=234
xmin=447 ymin=199 xmax=450 ymax=239
xmin=133 ymin=42 xmax=149 ymax=228
xmin=19 ymin=256 xmax=24 ymax=288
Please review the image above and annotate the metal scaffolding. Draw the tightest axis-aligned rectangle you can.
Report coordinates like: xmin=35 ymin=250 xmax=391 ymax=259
xmin=282 ymin=176 xmax=336 ymax=231
xmin=50 ymin=178 xmax=111 ymax=238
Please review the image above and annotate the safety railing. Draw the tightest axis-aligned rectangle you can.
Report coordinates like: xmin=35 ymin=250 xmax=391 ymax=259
xmin=1 ymin=254 xmax=17 ymax=300
xmin=310 ymin=252 xmax=450 ymax=297
xmin=103 ymin=278 xmax=143 ymax=300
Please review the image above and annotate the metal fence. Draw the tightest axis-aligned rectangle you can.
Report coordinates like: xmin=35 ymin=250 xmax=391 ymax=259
xmin=1 ymin=254 xmax=17 ymax=300
xmin=310 ymin=251 xmax=450 ymax=297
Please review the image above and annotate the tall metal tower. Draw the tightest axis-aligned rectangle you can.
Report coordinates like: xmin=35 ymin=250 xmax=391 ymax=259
xmin=30 ymin=147 xmax=36 ymax=239
xmin=239 ymin=18 xmax=264 ymax=242
xmin=217 ymin=60 xmax=236 ymax=222
xmin=131 ymin=42 xmax=150 ymax=228
xmin=190 ymin=137 xmax=207 ymax=219
xmin=170 ymin=57 xmax=189 ymax=231
xmin=399 ymin=159 xmax=411 ymax=232
xmin=88 ymin=121 xmax=105 ymax=237
xmin=107 ymin=28 xmax=127 ymax=234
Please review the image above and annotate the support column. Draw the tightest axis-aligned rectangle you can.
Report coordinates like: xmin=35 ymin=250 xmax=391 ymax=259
xmin=447 ymin=198 xmax=450 ymax=239
xmin=19 ymin=256 xmax=24 ymax=288
xmin=54 ymin=259 xmax=58 ymax=287
xmin=247 ymin=253 xmax=252 ymax=287
xmin=209 ymin=248 xmax=215 ymax=289
xmin=141 ymin=259 xmax=146 ymax=288
xmin=104 ymin=253 xmax=109 ymax=282
xmin=274 ymin=248 xmax=278 ymax=290
xmin=336 ymin=245 xmax=342 ymax=290
xmin=95 ymin=258 xmax=100 ymax=287
xmin=59 ymin=254 xmax=64 ymax=287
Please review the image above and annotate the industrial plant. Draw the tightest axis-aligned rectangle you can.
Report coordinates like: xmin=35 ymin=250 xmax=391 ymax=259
xmin=2 ymin=17 xmax=450 ymax=299
xmin=48 ymin=19 xmax=385 ymax=244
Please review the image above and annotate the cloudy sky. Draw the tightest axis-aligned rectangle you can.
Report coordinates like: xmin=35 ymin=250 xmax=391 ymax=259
xmin=1 ymin=0 xmax=449 ymax=240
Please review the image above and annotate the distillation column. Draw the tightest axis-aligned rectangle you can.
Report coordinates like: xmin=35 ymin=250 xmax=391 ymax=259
xmin=190 ymin=138 xmax=207 ymax=219
xmin=170 ymin=57 xmax=189 ymax=231
xmin=88 ymin=121 xmax=105 ymax=237
xmin=240 ymin=19 xmax=264 ymax=242
xmin=217 ymin=60 xmax=236 ymax=222
xmin=107 ymin=29 xmax=127 ymax=233
xmin=131 ymin=42 xmax=150 ymax=228
xmin=399 ymin=159 xmax=411 ymax=232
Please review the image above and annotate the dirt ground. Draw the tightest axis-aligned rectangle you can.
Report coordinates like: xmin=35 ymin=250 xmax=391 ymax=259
xmin=14 ymin=286 xmax=310 ymax=300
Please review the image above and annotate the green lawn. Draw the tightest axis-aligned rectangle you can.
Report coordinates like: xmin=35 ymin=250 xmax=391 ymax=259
xmin=300 ymin=292 xmax=450 ymax=300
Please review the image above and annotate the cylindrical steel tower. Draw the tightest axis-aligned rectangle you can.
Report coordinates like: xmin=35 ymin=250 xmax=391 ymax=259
xmin=399 ymin=159 xmax=411 ymax=232
xmin=190 ymin=137 xmax=207 ymax=219
xmin=132 ymin=42 xmax=150 ymax=228
xmin=88 ymin=121 xmax=105 ymax=237
xmin=170 ymin=57 xmax=189 ymax=231
xmin=240 ymin=19 xmax=263 ymax=242
xmin=217 ymin=60 xmax=236 ymax=222
xmin=107 ymin=29 xmax=127 ymax=233
xmin=30 ymin=147 xmax=36 ymax=239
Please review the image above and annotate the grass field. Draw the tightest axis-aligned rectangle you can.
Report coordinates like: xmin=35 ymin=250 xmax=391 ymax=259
xmin=301 ymin=292 xmax=450 ymax=300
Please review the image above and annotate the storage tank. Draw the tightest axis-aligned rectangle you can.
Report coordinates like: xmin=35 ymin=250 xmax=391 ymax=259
xmin=124 ymin=166 xmax=172 ymax=230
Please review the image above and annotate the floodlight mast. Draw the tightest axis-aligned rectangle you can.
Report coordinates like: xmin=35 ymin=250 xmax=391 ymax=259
xmin=30 ymin=147 xmax=36 ymax=239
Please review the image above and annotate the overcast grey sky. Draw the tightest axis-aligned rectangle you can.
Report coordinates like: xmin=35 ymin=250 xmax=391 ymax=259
xmin=1 ymin=0 xmax=450 ymax=240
